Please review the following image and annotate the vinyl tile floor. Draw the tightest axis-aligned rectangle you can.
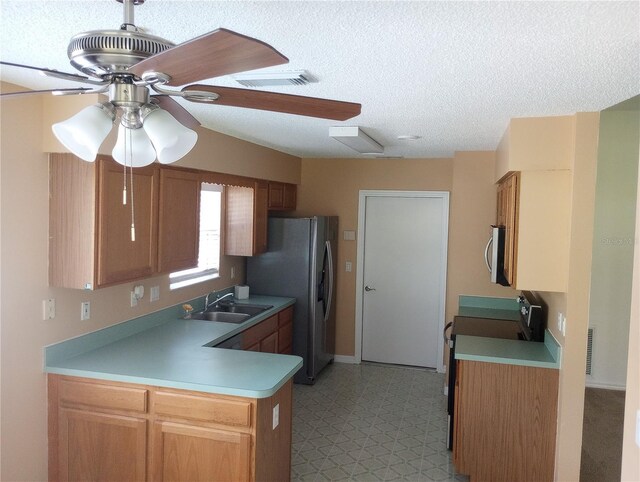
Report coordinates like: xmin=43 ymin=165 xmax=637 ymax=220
xmin=291 ymin=362 xmax=469 ymax=482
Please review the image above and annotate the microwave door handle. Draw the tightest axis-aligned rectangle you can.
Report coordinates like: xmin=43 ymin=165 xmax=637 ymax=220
xmin=484 ymin=236 xmax=493 ymax=272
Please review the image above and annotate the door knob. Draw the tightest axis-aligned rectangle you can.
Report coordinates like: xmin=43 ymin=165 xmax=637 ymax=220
xmin=364 ymin=286 xmax=376 ymax=292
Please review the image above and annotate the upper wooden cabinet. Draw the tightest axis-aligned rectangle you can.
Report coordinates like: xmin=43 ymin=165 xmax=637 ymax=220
xmin=157 ymin=168 xmax=201 ymax=273
xmin=496 ymin=173 xmax=519 ymax=286
xmin=225 ymin=181 xmax=268 ymax=257
xmin=497 ymin=170 xmax=571 ymax=292
xmin=268 ymin=182 xmax=297 ymax=211
xmin=49 ymin=154 xmax=201 ymax=289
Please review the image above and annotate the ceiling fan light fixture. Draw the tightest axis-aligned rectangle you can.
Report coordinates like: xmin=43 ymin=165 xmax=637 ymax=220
xmin=329 ymin=126 xmax=384 ymax=154
xmin=52 ymin=103 xmax=116 ymax=162
xmin=112 ymin=123 xmax=156 ymax=167
xmin=142 ymin=108 xmax=198 ymax=164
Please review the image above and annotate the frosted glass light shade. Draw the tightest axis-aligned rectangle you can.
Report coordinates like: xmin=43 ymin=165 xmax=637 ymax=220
xmin=52 ymin=104 xmax=114 ymax=162
xmin=143 ymin=108 xmax=198 ymax=164
xmin=112 ymin=124 xmax=157 ymax=167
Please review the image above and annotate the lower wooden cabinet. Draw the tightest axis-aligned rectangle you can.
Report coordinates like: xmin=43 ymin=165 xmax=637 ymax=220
xmin=453 ymin=360 xmax=559 ymax=482
xmin=152 ymin=421 xmax=251 ymax=482
xmin=58 ymin=408 xmax=147 ymax=482
xmin=240 ymin=306 xmax=294 ymax=355
xmin=48 ymin=375 xmax=293 ymax=482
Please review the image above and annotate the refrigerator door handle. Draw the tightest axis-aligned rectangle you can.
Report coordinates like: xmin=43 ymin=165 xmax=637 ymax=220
xmin=324 ymin=240 xmax=334 ymax=323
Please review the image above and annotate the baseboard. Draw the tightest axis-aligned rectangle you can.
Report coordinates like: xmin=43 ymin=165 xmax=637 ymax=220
xmin=333 ymin=355 xmax=358 ymax=364
xmin=585 ymin=380 xmax=626 ymax=391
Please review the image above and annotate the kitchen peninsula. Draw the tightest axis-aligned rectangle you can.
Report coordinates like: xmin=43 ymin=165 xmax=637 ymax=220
xmin=45 ymin=295 xmax=301 ymax=482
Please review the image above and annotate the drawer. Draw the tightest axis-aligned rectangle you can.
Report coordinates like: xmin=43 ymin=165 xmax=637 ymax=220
xmin=278 ymin=320 xmax=293 ymax=349
xmin=242 ymin=314 xmax=278 ymax=348
xmin=278 ymin=306 xmax=293 ymax=327
xmin=59 ymin=378 xmax=148 ymax=413
xmin=154 ymin=391 xmax=252 ymax=428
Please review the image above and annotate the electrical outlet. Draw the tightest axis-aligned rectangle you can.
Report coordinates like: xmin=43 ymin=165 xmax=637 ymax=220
xmin=130 ymin=291 xmax=138 ymax=307
xmin=272 ymin=403 xmax=280 ymax=430
xmin=42 ymin=299 xmax=55 ymax=320
xmin=636 ymin=410 xmax=640 ymax=448
xmin=81 ymin=301 xmax=90 ymax=321
xmin=231 ymin=266 xmax=236 ymax=279
xmin=557 ymin=312 xmax=563 ymax=332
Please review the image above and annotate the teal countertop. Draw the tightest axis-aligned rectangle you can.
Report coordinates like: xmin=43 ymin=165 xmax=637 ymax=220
xmin=455 ymin=330 xmax=561 ymax=369
xmin=44 ymin=295 xmax=302 ymax=398
xmin=458 ymin=295 xmax=520 ymax=321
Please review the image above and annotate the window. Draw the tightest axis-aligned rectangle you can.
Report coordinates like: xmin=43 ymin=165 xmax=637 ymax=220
xmin=169 ymin=183 xmax=223 ymax=289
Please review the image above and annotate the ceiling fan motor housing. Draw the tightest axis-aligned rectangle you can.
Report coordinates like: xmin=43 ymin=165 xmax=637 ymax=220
xmin=68 ymin=29 xmax=174 ymax=78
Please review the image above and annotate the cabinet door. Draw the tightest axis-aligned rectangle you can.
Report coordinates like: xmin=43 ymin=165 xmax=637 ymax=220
xmin=96 ymin=158 xmax=158 ymax=287
xmin=267 ymin=182 xmax=284 ymax=209
xmin=152 ymin=421 xmax=251 ymax=482
xmin=283 ymin=183 xmax=297 ymax=210
xmin=496 ymin=173 xmax=519 ymax=286
xmin=260 ymin=331 xmax=278 ymax=353
xmin=278 ymin=307 xmax=294 ymax=354
xmin=502 ymin=173 xmax=519 ymax=286
xmin=58 ymin=408 xmax=147 ymax=482
xmin=158 ymin=168 xmax=201 ymax=273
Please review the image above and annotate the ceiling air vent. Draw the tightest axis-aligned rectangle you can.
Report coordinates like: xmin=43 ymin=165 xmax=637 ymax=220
xmin=232 ymin=70 xmax=316 ymax=87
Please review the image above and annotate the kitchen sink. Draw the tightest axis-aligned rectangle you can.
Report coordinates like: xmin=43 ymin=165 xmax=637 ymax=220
xmin=190 ymin=311 xmax=250 ymax=324
xmin=190 ymin=302 xmax=273 ymax=324
xmin=216 ymin=302 xmax=274 ymax=316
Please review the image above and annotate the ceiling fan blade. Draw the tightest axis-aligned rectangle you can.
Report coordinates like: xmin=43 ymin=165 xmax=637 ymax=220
xmin=151 ymin=95 xmax=201 ymax=130
xmin=0 ymin=61 xmax=104 ymax=85
xmin=129 ymin=28 xmax=288 ymax=86
xmin=182 ymin=85 xmax=362 ymax=121
xmin=0 ymin=87 xmax=94 ymax=98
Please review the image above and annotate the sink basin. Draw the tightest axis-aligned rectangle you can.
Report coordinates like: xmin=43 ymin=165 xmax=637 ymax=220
xmin=217 ymin=302 xmax=274 ymax=316
xmin=189 ymin=303 xmax=273 ymax=324
xmin=190 ymin=311 xmax=250 ymax=324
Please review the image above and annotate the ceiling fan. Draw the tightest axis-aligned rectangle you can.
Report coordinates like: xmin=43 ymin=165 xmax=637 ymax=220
xmin=0 ymin=0 xmax=362 ymax=164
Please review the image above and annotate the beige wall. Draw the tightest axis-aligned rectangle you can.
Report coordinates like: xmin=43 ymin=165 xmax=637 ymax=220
xmin=296 ymin=157 xmax=453 ymax=356
xmin=297 ymin=153 xmax=513 ymax=358
xmin=447 ymin=151 xmax=517 ymax=318
xmin=0 ymin=82 xmax=300 ymax=481
xmin=537 ymin=112 xmax=600 ymax=481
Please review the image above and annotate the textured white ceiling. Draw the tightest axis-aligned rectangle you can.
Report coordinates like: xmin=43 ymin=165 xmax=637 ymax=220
xmin=1 ymin=0 xmax=638 ymax=159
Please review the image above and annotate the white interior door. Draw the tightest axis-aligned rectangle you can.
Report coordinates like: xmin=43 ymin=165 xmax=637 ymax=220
xmin=360 ymin=193 xmax=448 ymax=369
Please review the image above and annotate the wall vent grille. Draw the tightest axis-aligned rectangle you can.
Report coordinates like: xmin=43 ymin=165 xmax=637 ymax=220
xmin=586 ymin=327 xmax=594 ymax=375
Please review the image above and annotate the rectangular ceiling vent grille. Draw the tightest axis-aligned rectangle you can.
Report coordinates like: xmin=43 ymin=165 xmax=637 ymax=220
xmin=585 ymin=327 xmax=595 ymax=376
xmin=232 ymin=70 xmax=316 ymax=88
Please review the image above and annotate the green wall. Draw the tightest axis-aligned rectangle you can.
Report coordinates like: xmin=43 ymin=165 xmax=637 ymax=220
xmin=588 ymin=95 xmax=640 ymax=388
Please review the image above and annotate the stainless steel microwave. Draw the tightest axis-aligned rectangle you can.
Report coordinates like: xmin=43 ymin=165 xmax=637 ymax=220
xmin=485 ymin=226 xmax=510 ymax=286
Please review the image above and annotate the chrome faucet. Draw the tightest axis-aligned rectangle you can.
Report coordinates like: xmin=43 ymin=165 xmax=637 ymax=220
xmin=204 ymin=291 xmax=234 ymax=310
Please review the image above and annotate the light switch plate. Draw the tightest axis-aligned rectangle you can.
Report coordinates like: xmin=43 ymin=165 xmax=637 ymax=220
xmin=150 ymin=286 xmax=160 ymax=302
xmin=345 ymin=261 xmax=352 ymax=272
xmin=81 ymin=301 xmax=90 ymax=321
xmin=343 ymin=230 xmax=356 ymax=241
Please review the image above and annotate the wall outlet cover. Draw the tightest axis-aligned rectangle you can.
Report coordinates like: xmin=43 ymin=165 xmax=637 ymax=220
xmin=150 ymin=286 xmax=160 ymax=302
xmin=272 ymin=403 xmax=280 ymax=430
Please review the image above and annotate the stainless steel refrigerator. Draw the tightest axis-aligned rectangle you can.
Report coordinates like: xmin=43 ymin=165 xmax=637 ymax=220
xmin=247 ymin=216 xmax=337 ymax=384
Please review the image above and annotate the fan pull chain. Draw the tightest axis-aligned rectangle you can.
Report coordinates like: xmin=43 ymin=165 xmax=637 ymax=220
xmin=128 ymin=128 xmax=136 ymax=242
xmin=122 ymin=146 xmax=127 ymax=205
